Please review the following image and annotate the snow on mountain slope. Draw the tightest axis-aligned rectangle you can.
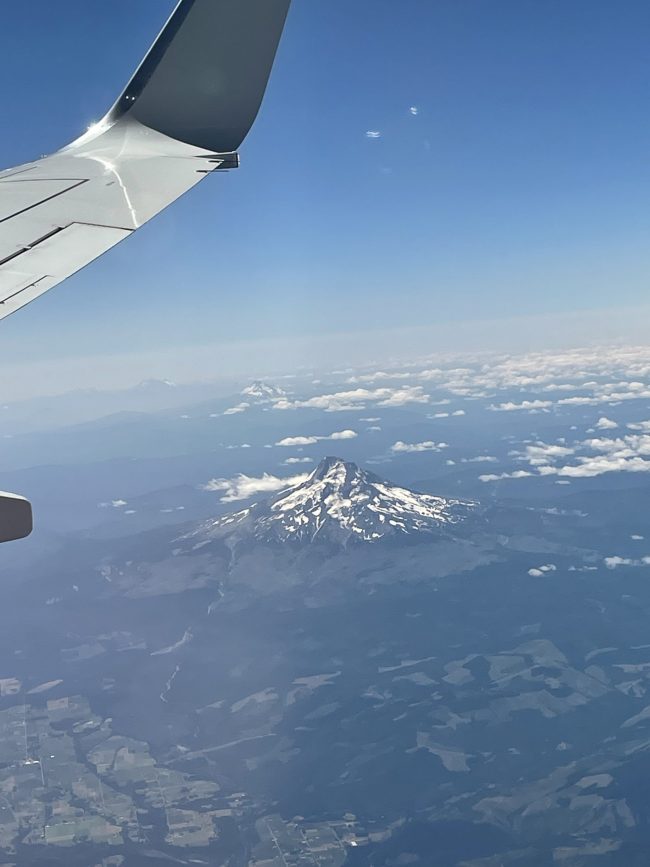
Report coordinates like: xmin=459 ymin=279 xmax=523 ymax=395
xmin=195 ymin=457 xmax=477 ymax=545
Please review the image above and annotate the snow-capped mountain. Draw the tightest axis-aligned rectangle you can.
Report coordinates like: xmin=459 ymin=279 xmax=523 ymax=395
xmin=196 ymin=457 xmax=477 ymax=546
xmin=241 ymin=381 xmax=286 ymax=400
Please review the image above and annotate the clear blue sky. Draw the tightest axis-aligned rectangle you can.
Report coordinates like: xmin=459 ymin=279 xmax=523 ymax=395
xmin=1 ymin=0 xmax=650 ymax=390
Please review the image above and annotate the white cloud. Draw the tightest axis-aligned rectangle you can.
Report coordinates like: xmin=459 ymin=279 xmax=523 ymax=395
xmin=479 ymin=471 xmax=533 ymax=482
xmin=489 ymin=400 xmax=553 ymax=412
xmin=379 ymin=387 xmax=430 ymax=407
xmin=409 ymin=106 xmax=420 ymax=116
xmin=274 ymin=386 xmax=429 ymax=412
xmin=348 ymin=372 xmax=412 ymax=384
xmin=461 ymin=456 xmax=498 ymax=464
xmin=112 ymin=500 xmax=127 ymax=508
xmin=381 ymin=347 xmax=650 ymax=412
xmin=276 ymin=430 xmax=358 ymax=447
xmin=366 ymin=130 xmax=382 ymax=139
xmin=497 ymin=428 xmax=650 ymax=480
xmin=537 ymin=433 xmax=650 ymax=478
xmin=523 ymin=443 xmax=575 ymax=467
xmin=276 ymin=435 xmax=319 ymax=447
xmin=604 ymin=555 xmax=650 ymax=569
xmin=330 ymin=429 xmax=358 ymax=440
xmin=223 ymin=402 xmax=250 ymax=416
xmin=283 ymin=457 xmax=313 ymax=465
xmin=596 ymin=417 xmax=618 ymax=430
xmin=202 ymin=472 xmax=310 ymax=503
xmin=631 ymin=535 xmax=645 ymax=541
xmin=556 ymin=396 xmax=600 ymax=406
xmin=452 ymin=410 xmax=466 ymax=417
xmin=391 ymin=440 xmax=448 ymax=454
xmin=528 ymin=564 xmax=557 ymax=577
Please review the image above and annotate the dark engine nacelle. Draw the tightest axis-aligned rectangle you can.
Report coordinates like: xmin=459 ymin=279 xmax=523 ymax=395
xmin=0 ymin=492 xmax=33 ymax=543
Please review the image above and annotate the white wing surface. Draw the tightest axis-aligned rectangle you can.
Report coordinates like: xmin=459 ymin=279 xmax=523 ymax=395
xmin=0 ymin=0 xmax=291 ymax=320
xmin=0 ymin=0 xmax=291 ymax=542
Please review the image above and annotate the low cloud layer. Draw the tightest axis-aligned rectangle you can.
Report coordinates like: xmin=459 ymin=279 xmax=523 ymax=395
xmin=487 ymin=424 xmax=650 ymax=481
xmin=202 ymin=472 xmax=309 ymax=503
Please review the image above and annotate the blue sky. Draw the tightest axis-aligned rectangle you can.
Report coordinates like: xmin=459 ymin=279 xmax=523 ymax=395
xmin=1 ymin=0 xmax=650 ymax=394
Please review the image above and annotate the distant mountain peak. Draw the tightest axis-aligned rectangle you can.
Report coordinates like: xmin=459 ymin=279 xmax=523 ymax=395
xmin=241 ymin=381 xmax=286 ymax=400
xmin=135 ymin=378 xmax=177 ymax=391
xmin=198 ymin=457 xmax=477 ymax=546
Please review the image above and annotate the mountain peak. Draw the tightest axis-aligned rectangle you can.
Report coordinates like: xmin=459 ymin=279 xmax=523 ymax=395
xmin=310 ymin=455 xmax=361 ymax=482
xmin=134 ymin=378 xmax=177 ymax=391
xmin=241 ymin=381 xmax=286 ymax=400
xmin=198 ymin=458 xmax=477 ymax=546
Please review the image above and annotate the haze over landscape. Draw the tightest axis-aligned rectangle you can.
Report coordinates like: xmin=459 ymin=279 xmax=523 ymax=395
xmin=0 ymin=344 xmax=648 ymax=863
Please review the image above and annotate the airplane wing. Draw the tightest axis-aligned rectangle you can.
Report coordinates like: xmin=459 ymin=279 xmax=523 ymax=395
xmin=0 ymin=0 xmax=291 ymax=321
xmin=0 ymin=0 xmax=291 ymax=542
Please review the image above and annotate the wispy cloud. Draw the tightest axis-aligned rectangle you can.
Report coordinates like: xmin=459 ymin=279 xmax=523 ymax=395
xmin=409 ymin=106 xmax=420 ymax=116
xmin=479 ymin=471 xmax=533 ymax=482
xmin=223 ymin=402 xmax=250 ymax=416
xmin=202 ymin=472 xmax=309 ymax=503
xmin=366 ymin=130 xmax=382 ymax=139
xmin=348 ymin=372 xmax=412 ymax=384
